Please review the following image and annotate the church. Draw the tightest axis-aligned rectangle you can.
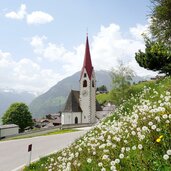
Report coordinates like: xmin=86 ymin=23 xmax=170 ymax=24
xmin=61 ymin=36 xmax=101 ymax=125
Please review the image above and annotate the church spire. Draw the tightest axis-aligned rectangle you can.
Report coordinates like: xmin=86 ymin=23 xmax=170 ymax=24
xmin=81 ymin=35 xmax=93 ymax=79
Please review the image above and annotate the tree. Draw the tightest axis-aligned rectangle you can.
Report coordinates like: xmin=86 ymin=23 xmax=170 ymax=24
xmin=150 ymin=0 xmax=171 ymax=46
xmin=135 ymin=0 xmax=171 ymax=75
xmin=2 ymin=102 xmax=33 ymax=132
xmin=96 ymin=85 xmax=108 ymax=92
xmin=135 ymin=38 xmax=171 ymax=75
xmin=110 ymin=63 xmax=134 ymax=105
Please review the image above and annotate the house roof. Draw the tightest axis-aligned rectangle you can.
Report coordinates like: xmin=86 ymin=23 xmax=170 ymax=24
xmin=96 ymin=101 xmax=103 ymax=111
xmin=63 ymin=90 xmax=102 ymax=113
xmin=103 ymin=105 xmax=115 ymax=111
xmin=52 ymin=118 xmax=61 ymax=124
xmin=81 ymin=36 xmax=93 ymax=80
xmin=0 ymin=124 xmax=19 ymax=129
xmin=63 ymin=90 xmax=82 ymax=112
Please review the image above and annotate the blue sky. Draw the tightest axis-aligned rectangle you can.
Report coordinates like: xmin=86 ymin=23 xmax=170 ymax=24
xmin=0 ymin=0 xmax=156 ymax=94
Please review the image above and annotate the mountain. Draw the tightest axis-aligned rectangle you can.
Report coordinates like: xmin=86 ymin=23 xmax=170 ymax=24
xmin=29 ymin=70 xmax=151 ymax=118
xmin=0 ymin=90 xmax=36 ymax=118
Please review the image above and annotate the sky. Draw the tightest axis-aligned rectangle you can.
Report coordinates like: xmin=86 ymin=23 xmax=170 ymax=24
xmin=0 ymin=0 xmax=157 ymax=94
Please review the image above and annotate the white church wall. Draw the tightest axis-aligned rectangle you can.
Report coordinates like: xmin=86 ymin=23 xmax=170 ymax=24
xmin=72 ymin=112 xmax=82 ymax=124
xmin=62 ymin=112 xmax=82 ymax=125
xmin=62 ymin=113 xmax=72 ymax=125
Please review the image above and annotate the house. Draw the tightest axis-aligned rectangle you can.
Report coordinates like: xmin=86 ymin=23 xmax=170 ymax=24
xmin=34 ymin=115 xmax=61 ymax=128
xmin=46 ymin=113 xmax=61 ymax=126
xmin=0 ymin=124 xmax=19 ymax=139
xmin=62 ymin=35 xmax=102 ymax=125
xmin=96 ymin=103 xmax=115 ymax=120
xmin=34 ymin=119 xmax=50 ymax=128
xmin=46 ymin=113 xmax=61 ymax=120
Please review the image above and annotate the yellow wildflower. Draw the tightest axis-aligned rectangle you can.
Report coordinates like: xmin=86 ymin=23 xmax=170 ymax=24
xmin=159 ymin=135 xmax=163 ymax=139
xmin=156 ymin=135 xmax=163 ymax=143
xmin=156 ymin=138 xmax=161 ymax=143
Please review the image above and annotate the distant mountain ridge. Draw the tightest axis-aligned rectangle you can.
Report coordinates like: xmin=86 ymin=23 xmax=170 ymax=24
xmin=29 ymin=70 xmax=151 ymax=118
xmin=0 ymin=90 xmax=35 ymax=118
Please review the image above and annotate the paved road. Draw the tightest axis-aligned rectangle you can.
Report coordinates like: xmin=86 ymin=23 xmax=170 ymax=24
xmin=0 ymin=129 xmax=90 ymax=171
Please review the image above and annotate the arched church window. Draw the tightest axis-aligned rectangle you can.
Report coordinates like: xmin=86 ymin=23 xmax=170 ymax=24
xmin=75 ymin=117 xmax=78 ymax=124
xmin=84 ymin=73 xmax=86 ymax=77
xmin=83 ymin=80 xmax=87 ymax=87
xmin=92 ymin=80 xmax=95 ymax=87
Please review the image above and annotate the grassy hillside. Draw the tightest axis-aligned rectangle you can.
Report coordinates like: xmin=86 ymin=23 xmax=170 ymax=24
xmin=24 ymin=77 xmax=171 ymax=171
xmin=96 ymin=93 xmax=110 ymax=105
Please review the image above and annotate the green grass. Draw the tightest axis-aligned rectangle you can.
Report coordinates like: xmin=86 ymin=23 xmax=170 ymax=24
xmin=96 ymin=93 xmax=110 ymax=105
xmin=24 ymin=76 xmax=171 ymax=171
xmin=3 ymin=129 xmax=78 ymax=141
xmin=0 ymin=117 xmax=2 ymax=125
xmin=42 ymin=129 xmax=78 ymax=136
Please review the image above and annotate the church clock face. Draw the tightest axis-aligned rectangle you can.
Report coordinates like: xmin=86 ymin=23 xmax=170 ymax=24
xmin=82 ymin=89 xmax=88 ymax=96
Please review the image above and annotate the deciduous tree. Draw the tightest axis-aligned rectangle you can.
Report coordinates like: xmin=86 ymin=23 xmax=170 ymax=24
xmin=110 ymin=63 xmax=134 ymax=105
xmin=2 ymin=102 xmax=33 ymax=132
xmin=96 ymin=85 xmax=108 ymax=92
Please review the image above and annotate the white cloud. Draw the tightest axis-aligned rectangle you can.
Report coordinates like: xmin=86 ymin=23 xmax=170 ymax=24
xmin=27 ymin=11 xmax=53 ymax=24
xmin=1 ymin=22 xmax=157 ymax=93
xmin=91 ymin=24 xmax=157 ymax=76
xmin=30 ymin=35 xmax=85 ymax=75
xmin=5 ymin=4 xmax=53 ymax=25
xmin=13 ymin=58 xmax=59 ymax=92
xmin=30 ymin=36 xmax=47 ymax=54
xmin=0 ymin=50 xmax=11 ymax=59
xmin=0 ymin=50 xmax=14 ymax=68
xmin=0 ymin=50 xmax=60 ymax=93
xmin=129 ymin=18 xmax=152 ymax=40
xmin=30 ymin=35 xmax=47 ymax=47
xmin=30 ymin=23 xmax=156 ymax=78
xmin=129 ymin=24 xmax=147 ymax=40
xmin=43 ymin=43 xmax=67 ymax=61
xmin=5 ymin=4 xmax=26 ymax=20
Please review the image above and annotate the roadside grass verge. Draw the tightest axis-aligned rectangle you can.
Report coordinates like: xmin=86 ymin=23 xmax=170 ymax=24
xmin=2 ymin=129 xmax=79 ymax=141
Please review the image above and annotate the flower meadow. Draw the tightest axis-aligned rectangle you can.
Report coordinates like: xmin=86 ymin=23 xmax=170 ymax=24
xmin=24 ymin=77 xmax=171 ymax=171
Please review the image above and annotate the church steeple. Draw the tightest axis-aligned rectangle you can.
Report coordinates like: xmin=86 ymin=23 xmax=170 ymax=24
xmin=81 ymin=36 xmax=93 ymax=80
xmin=62 ymin=34 xmax=96 ymax=126
xmin=80 ymin=35 xmax=96 ymax=124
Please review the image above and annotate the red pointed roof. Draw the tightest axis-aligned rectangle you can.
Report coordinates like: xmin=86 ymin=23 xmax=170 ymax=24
xmin=81 ymin=36 xmax=93 ymax=79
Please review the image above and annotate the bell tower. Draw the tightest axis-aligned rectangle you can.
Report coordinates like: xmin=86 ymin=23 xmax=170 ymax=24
xmin=80 ymin=35 xmax=96 ymax=124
